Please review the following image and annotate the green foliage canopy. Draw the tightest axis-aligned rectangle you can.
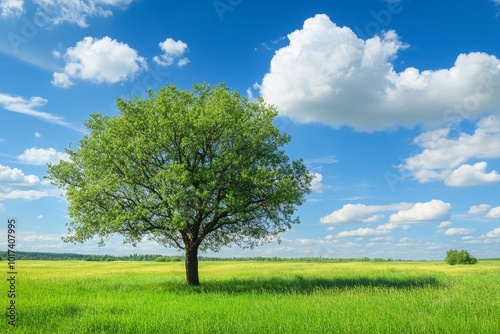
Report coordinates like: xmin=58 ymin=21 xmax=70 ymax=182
xmin=48 ymin=83 xmax=311 ymax=284
xmin=445 ymin=249 xmax=478 ymax=265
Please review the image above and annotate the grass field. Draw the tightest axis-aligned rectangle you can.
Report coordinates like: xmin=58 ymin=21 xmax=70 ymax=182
xmin=3 ymin=260 xmax=499 ymax=333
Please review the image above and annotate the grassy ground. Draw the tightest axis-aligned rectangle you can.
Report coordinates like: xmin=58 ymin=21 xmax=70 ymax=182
xmin=3 ymin=260 xmax=499 ymax=333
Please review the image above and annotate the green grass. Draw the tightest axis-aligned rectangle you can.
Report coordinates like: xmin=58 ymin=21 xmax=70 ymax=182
xmin=3 ymin=260 xmax=499 ymax=333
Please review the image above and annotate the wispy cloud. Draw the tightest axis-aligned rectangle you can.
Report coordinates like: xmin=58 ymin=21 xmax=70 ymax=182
xmin=0 ymin=93 xmax=84 ymax=132
xmin=33 ymin=0 xmax=132 ymax=28
xmin=493 ymin=0 xmax=500 ymax=14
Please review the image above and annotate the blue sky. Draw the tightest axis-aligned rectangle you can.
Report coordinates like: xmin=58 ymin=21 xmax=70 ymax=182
xmin=1 ymin=0 xmax=499 ymax=260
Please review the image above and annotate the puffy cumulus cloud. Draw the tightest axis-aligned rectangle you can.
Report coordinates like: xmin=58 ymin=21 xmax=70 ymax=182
xmin=310 ymin=173 xmax=328 ymax=193
xmin=376 ymin=222 xmax=403 ymax=230
xmin=17 ymin=147 xmax=70 ymax=165
xmin=463 ymin=227 xmax=500 ymax=244
xmin=320 ymin=202 xmax=412 ymax=224
xmin=485 ymin=206 xmax=500 ymax=218
xmin=443 ymin=228 xmax=475 ymax=236
xmin=322 ymin=200 xmax=450 ymax=238
xmin=445 ymin=162 xmax=500 ymax=186
xmin=33 ymin=0 xmax=131 ymax=28
xmin=486 ymin=227 xmax=500 ymax=238
xmin=436 ymin=221 xmax=452 ymax=228
xmin=389 ymin=200 xmax=451 ymax=224
xmin=259 ymin=14 xmax=500 ymax=131
xmin=0 ymin=164 xmax=62 ymax=201
xmin=153 ymin=38 xmax=190 ymax=67
xmin=467 ymin=204 xmax=491 ymax=216
xmin=0 ymin=0 xmax=24 ymax=18
xmin=400 ymin=116 xmax=500 ymax=186
xmin=52 ymin=36 xmax=146 ymax=88
xmin=0 ymin=164 xmax=40 ymax=186
xmin=52 ymin=73 xmax=74 ymax=89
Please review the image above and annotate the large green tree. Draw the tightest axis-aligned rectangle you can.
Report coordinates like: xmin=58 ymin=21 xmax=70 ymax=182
xmin=48 ymin=83 xmax=311 ymax=285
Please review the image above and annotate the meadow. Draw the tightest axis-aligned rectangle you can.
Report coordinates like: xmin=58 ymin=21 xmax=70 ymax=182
xmin=3 ymin=260 xmax=499 ymax=333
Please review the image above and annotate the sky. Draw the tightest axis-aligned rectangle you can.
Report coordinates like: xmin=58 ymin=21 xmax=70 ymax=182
xmin=0 ymin=0 xmax=499 ymax=260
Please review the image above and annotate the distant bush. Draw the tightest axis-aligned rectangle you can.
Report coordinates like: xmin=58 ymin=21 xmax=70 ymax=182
xmin=445 ymin=249 xmax=477 ymax=265
xmin=155 ymin=256 xmax=167 ymax=262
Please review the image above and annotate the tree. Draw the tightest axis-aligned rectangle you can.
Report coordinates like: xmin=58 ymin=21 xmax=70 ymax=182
xmin=48 ymin=83 xmax=312 ymax=285
xmin=445 ymin=249 xmax=478 ymax=265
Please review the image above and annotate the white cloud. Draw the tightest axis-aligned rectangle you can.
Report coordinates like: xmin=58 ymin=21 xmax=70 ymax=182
xmin=369 ymin=236 xmax=393 ymax=242
xmin=17 ymin=147 xmax=70 ymax=165
xmin=376 ymin=222 xmax=401 ymax=230
xmin=0 ymin=189 xmax=48 ymax=200
xmin=400 ymin=116 xmax=500 ymax=185
xmin=485 ymin=206 xmax=500 ymax=218
xmin=310 ymin=173 xmax=328 ymax=193
xmin=33 ymin=0 xmax=131 ymax=28
xmin=443 ymin=228 xmax=475 ymax=236
xmin=436 ymin=221 xmax=452 ymax=228
xmin=39 ymin=235 xmax=60 ymax=241
xmin=0 ymin=164 xmax=61 ymax=201
xmin=0 ymin=164 xmax=40 ymax=186
xmin=297 ymin=238 xmax=315 ymax=246
xmin=305 ymin=156 xmax=339 ymax=165
xmin=153 ymin=38 xmax=190 ymax=67
xmin=52 ymin=73 xmax=74 ymax=89
xmin=53 ymin=36 xmax=147 ymax=87
xmin=24 ymin=234 xmax=60 ymax=242
xmin=486 ymin=227 xmax=500 ymax=238
xmin=320 ymin=202 xmax=412 ymax=224
xmin=0 ymin=0 xmax=24 ymax=18
xmin=445 ymin=162 xmax=500 ymax=186
xmin=260 ymin=14 xmax=500 ymax=131
xmin=468 ymin=204 xmax=491 ymax=216
xmin=34 ymin=132 xmax=42 ymax=138
xmin=389 ymin=200 xmax=451 ymax=223
xmin=246 ymin=87 xmax=253 ymax=100
xmin=177 ymin=57 xmax=190 ymax=67
xmin=337 ymin=228 xmax=390 ymax=238
xmin=0 ymin=93 xmax=79 ymax=130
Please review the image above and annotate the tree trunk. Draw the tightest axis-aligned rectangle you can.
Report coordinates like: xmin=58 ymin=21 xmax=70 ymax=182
xmin=185 ymin=246 xmax=199 ymax=286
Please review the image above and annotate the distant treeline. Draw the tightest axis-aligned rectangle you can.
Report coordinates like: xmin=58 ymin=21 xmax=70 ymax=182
xmin=0 ymin=251 xmax=181 ymax=262
xmin=0 ymin=251 xmax=498 ymax=262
